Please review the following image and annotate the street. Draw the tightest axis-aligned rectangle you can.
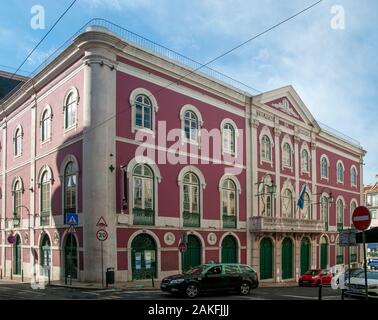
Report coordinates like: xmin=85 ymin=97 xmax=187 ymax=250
xmin=0 ymin=281 xmax=344 ymax=300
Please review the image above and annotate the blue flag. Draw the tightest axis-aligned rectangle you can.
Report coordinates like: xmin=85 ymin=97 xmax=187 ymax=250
xmin=297 ymin=184 xmax=307 ymax=209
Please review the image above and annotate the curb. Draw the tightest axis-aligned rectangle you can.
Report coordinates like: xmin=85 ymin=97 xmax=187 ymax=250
xmin=48 ymin=283 xmax=161 ymax=291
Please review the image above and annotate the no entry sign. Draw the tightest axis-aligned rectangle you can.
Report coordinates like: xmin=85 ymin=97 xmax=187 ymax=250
xmin=352 ymin=206 xmax=371 ymax=231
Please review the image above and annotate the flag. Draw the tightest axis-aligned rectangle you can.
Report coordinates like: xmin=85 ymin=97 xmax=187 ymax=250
xmin=297 ymin=184 xmax=307 ymax=209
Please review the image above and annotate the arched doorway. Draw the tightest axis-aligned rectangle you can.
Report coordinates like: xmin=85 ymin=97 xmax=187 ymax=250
xmin=40 ymin=234 xmax=51 ymax=276
xmin=260 ymin=237 xmax=273 ymax=280
xmin=131 ymin=234 xmax=157 ymax=280
xmin=14 ymin=235 xmax=21 ymax=275
xmin=182 ymin=235 xmax=201 ymax=272
xmin=221 ymin=235 xmax=238 ymax=263
xmin=64 ymin=234 xmax=78 ymax=279
xmin=282 ymin=237 xmax=293 ymax=279
xmin=300 ymin=237 xmax=311 ymax=275
xmin=320 ymin=236 xmax=328 ymax=269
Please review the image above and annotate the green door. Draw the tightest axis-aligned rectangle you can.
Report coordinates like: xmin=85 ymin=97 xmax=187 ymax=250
xmin=182 ymin=235 xmax=201 ymax=272
xmin=221 ymin=235 xmax=238 ymax=263
xmin=282 ymin=238 xmax=293 ymax=279
xmin=320 ymin=237 xmax=328 ymax=269
xmin=260 ymin=237 xmax=273 ymax=280
xmin=300 ymin=238 xmax=311 ymax=275
xmin=40 ymin=235 xmax=51 ymax=276
xmin=14 ymin=236 xmax=21 ymax=275
xmin=64 ymin=234 xmax=78 ymax=279
xmin=131 ymin=234 xmax=157 ymax=280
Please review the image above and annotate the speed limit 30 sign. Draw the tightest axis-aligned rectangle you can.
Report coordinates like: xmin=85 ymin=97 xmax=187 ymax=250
xmin=96 ymin=229 xmax=108 ymax=241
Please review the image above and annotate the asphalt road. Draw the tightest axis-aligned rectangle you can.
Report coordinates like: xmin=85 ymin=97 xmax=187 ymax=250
xmin=0 ymin=281 xmax=345 ymax=300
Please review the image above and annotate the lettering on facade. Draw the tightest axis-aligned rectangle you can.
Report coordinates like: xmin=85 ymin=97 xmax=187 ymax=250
xmin=257 ymin=110 xmax=274 ymax=122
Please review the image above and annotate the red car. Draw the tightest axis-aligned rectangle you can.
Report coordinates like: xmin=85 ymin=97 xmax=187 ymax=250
xmin=298 ymin=269 xmax=333 ymax=287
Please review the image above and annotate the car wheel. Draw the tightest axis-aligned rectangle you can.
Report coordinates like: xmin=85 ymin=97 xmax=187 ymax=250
xmin=186 ymin=283 xmax=199 ymax=298
xmin=239 ymin=281 xmax=251 ymax=295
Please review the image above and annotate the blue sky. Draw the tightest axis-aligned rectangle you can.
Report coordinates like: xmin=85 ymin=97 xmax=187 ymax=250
xmin=1 ymin=0 xmax=377 ymax=183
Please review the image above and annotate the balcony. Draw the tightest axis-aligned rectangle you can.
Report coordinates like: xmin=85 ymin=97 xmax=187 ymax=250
xmin=40 ymin=212 xmax=50 ymax=226
xmin=183 ymin=211 xmax=200 ymax=227
xmin=249 ymin=216 xmax=324 ymax=233
xmin=223 ymin=215 xmax=236 ymax=228
xmin=133 ymin=208 xmax=154 ymax=225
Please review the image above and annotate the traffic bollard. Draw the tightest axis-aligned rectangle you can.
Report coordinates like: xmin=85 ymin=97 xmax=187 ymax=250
xmin=21 ymin=270 xmax=24 ymax=282
xmin=0 ymin=268 xmax=2 ymax=280
xmin=48 ymin=268 xmax=51 ymax=286
xmin=318 ymin=284 xmax=322 ymax=300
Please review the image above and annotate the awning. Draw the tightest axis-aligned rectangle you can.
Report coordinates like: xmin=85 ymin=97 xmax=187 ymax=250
xmin=356 ymin=227 xmax=378 ymax=243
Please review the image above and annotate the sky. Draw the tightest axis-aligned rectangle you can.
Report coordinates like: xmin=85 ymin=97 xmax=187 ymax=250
xmin=0 ymin=0 xmax=377 ymax=183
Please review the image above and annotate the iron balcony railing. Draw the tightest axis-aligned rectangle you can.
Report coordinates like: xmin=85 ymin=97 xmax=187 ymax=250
xmin=183 ymin=211 xmax=200 ymax=227
xmin=223 ymin=214 xmax=236 ymax=228
xmin=337 ymin=255 xmax=344 ymax=265
xmin=133 ymin=208 xmax=154 ymax=226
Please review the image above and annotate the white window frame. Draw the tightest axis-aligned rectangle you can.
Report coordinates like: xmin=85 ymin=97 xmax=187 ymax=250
xmin=300 ymin=142 xmax=311 ymax=174
xmin=179 ymin=105 xmax=203 ymax=146
xmin=350 ymin=199 xmax=358 ymax=227
xmin=281 ymin=179 xmax=295 ymax=218
xmin=40 ymin=104 xmax=53 ymax=144
xmin=320 ymin=193 xmax=330 ymax=230
xmin=63 ymin=87 xmax=79 ymax=132
xmin=219 ymin=174 xmax=241 ymax=228
xmin=281 ymin=135 xmax=293 ymax=170
xmin=336 ymin=160 xmax=345 ymax=184
xmin=132 ymin=164 xmax=154 ymax=211
xmin=13 ymin=124 xmax=23 ymax=158
xmin=259 ymin=126 xmax=274 ymax=166
xmin=129 ymin=88 xmax=159 ymax=135
xmin=37 ymin=165 xmax=54 ymax=226
xmin=350 ymin=165 xmax=358 ymax=187
xmin=320 ymin=155 xmax=330 ymax=180
xmin=11 ymin=176 xmax=24 ymax=227
xmin=336 ymin=197 xmax=345 ymax=229
xmin=220 ymin=119 xmax=239 ymax=156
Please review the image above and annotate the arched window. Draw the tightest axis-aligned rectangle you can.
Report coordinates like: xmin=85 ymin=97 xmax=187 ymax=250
xmin=13 ymin=180 xmax=22 ymax=227
xmin=301 ymin=149 xmax=309 ymax=173
xmin=14 ymin=127 xmax=23 ymax=157
xmin=223 ymin=123 xmax=236 ymax=154
xmin=282 ymin=143 xmax=292 ymax=167
xmin=41 ymin=109 xmax=51 ymax=142
xmin=259 ymin=175 xmax=274 ymax=217
xmin=184 ymin=111 xmax=199 ymax=143
xmin=321 ymin=157 xmax=328 ymax=178
xmin=337 ymin=162 xmax=344 ymax=183
xmin=351 ymin=167 xmax=357 ymax=187
xmin=282 ymin=189 xmax=293 ymax=218
xmin=261 ymin=135 xmax=272 ymax=161
xmin=182 ymin=172 xmax=200 ymax=227
xmin=64 ymin=91 xmax=77 ymax=130
xmin=132 ymin=164 xmax=154 ymax=225
xmin=321 ymin=196 xmax=329 ymax=231
xmin=337 ymin=199 xmax=344 ymax=231
xmin=40 ymin=171 xmax=51 ymax=226
xmin=336 ymin=240 xmax=344 ymax=264
xmin=221 ymin=179 xmax=236 ymax=228
xmin=301 ymin=192 xmax=312 ymax=219
xmin=64 ymin=162 xmax=77 ymax=223
xmin=350 ymin=200 xmax=357 ymax=228
xmin=40 ymin=235 xmax=51 ymax=276
xmin=134 ymin=94 xmax=152 ymax=130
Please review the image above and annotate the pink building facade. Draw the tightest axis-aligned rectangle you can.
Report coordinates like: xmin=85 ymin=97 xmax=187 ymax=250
xmin=0 ymin=24 xmax=365 ymax=284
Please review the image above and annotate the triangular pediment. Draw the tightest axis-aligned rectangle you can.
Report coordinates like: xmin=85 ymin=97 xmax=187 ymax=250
xmin=254 ymin=85 xmax=320 ymax=130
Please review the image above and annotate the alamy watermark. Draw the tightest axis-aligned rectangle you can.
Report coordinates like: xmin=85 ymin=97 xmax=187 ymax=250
xmin=330 ymin=4 xmax=345 ymax=30
xmin=30 ymin=5 xmax=45 ymax=30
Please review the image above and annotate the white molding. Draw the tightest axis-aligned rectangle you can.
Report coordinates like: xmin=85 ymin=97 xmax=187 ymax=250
xmin=179 ymin=104 xmax=203 ymax=146
xmin=220 ymin=118 xmax=239 ymax=156
xmin=259 ymin=126 xmax=274 ymax=166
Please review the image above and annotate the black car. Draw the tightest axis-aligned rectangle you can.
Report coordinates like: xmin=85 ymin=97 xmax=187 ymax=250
xmin=160 ymin=263 xmax=259 ymax=298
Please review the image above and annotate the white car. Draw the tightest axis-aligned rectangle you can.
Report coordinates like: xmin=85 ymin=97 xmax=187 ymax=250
xmin=345 ymin=271 xmax=378 ymax=299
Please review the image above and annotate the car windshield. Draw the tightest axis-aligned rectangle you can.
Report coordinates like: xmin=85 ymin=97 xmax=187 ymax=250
xmin=304 ymin=270 xmax=321 ymax=275
xmin=356 ymin=271 xmax=378 ymax=280
xmin=184 ymin=265 xmax=208 ymax=275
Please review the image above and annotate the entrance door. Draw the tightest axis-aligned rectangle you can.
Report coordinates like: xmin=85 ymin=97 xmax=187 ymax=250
xmin=14 ymin=236 xmax=21 ymax=275
xmin=260 ymin=237 xmax=273 ymax=280
xmin=300 ymin=238 xmax=311 ymax=275
xmin=182 ymin=235 xmax=201 ymax=272
xmin=221 ymin=235 xmax=238 ymax=263
xmin=320 ymin=237 xmax=328 ymax=269
xmin=131 ymin=234 xmax=157 ymax=280
xmin=40 ymin=235 xmax=51 ymax=276
xmin=64 ymin=234 xmax=78 ymax=279
xmin=282 ymin=238 xmax=293 ymax=279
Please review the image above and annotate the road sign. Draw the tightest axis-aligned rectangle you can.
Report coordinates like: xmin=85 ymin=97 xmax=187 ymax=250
xmin=339 ymin=229 xmax=357 ymax=246
xmin=96 ymin=216 xmax=108 ymax=227
xmin=352 ymin=206 xmax=371 ymax=231
xmin=7 ymin=234 xmax=16 ymax=244
xmin=178 ymin=241 xmax=187 ymax=253
xmin=66 ymin=213 xmax=78 ymax=226
xmin=96 ymin=229 xmax=108 ymax=242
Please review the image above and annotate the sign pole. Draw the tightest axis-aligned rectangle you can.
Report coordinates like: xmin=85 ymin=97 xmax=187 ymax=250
xmin=362 ymin=231 xmax=368 ymax=300
xmin=101 ymin=240 xmax=104 ymax=288
xmin=348 ymin=232 xmax=351 ymax=287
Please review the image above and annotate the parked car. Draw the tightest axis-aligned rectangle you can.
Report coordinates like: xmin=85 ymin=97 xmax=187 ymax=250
xmin=342 ymin=268 xmax=364 ymax=283
xmin=368 ymin=258 xmax=378 ymax=270
xmin=298 ymin=269 xmax=333 ymax=287
xmin=345 ymin=271 xmax=378 ymax=299
xmin=160 ymin=263 xmax=259 ymax=298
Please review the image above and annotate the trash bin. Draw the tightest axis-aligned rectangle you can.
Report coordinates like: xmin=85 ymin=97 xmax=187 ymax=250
xmin=106 ymin=268 xmax=115 ymax=287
